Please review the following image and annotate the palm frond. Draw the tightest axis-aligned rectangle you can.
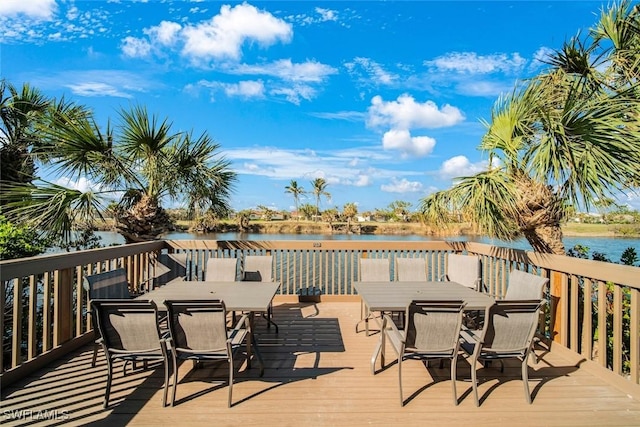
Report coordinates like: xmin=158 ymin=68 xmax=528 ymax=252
xmin=0 ymin=180 xmax=107 ymax=242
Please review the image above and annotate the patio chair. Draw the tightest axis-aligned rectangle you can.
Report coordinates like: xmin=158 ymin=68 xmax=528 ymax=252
xmin=356 ymin=257 xmax=391 ymax=335
xmin=395 ymin=257 xmax=427 ymax=281
xmin=242 ymin=255 xmax=279 ymax=332
xmin=505 ymin=269 xmax=548 ymax=300
xmin=374 ymin=300 xmax=466 ymax=406
xmin=504 ymin=270 xmax=549 ymax=363
xmin=204 ymin=257 xmax=239 ymax=282
xmin=154 ymin=252 xmax=190 ymax=284
xmin=84 ymin=268 xmax=134 ymax=367
xmin=441 ymin=253 xmax=483 ymax=328
xmin=461 ymin=299 xmax=544 ymax=406
xmin=164 ymin=300 xmax=263 ymax=407
xmin=442 ymin=253 xmax=483 ymax=291
xmin=91 ymin=299 xmax=171 ymax=408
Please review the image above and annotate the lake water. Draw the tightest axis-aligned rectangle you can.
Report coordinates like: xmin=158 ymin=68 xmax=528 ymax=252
xmin=96 ymin=231 xmax=640 ymax=263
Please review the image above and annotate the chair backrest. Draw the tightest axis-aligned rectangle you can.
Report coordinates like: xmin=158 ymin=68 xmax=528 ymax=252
xmin=359 ymin=258 xmax=391 ymax=282
xmin=404 ymin=300 xmax=466 ymax=353
xmin=445 ymin=253 xmax=481 ymax=290
xmin=395 ymin=257 xmax=427 ymax=281
xmin=83 ymin=269 xmax=131 ymax=300
xmin=505 ymin=270 xmax=548 ymax=300
xmin=205 ymin=257 xmax=239 ymax=282
xmin=480 ymin=300 xmax=543 ymax=354
xmin=154 ymin=253 xmax=189 ymax=285
xmin=91 ymin=299 xmax=162 ymax=352
xmin=164 ymin=300 xmax=229 ymax=352
xmin=243 ymin=255 xmax=273 ymax=282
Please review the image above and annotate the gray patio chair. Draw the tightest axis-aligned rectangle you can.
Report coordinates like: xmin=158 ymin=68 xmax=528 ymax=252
xmin=204 ymin=257 xmax=239 ymax=282
xmin=442 ymin=253 xmax=482 ymax=291
xmin=84 ymin=268 xmax=133 ymax=367
xmin=242 ymin=255 xmax=279 ymax=332
xmin=505 ymin=269 xmax=548 ymax=300
xmin=441 ymin=253 xmax=483 ymax=328
xmin=154 ymin=252 xmax=189 ymax=284
xmin=356 ymin=257 xmax=391 ymax=335
xmin=91 ymin=299 xmax=171 ymax=408
xmin=461 ymin=299 xmax=544 ymax=406
xmin=164 ymin=299 xmax=263 ymax=407
xmin=374 ymin=300 xmax=466 ymax=406
xmin=395 ymin=257 xmax=427 ymax=281
xmin=504 ymin=270 xmax=549 ymax=363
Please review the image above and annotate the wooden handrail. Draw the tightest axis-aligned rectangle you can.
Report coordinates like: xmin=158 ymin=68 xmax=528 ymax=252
xmin=1 ymin=238 xmax=638 ymax=388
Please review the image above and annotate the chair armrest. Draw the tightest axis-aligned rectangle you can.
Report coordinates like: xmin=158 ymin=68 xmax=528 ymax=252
xmin=382 ymin=314 xmax=404 ymax=355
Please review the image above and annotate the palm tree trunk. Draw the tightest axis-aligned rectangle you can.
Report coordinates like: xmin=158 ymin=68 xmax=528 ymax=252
xmin=523 ymin=225 xmax=566 ymax=255
xmin=115 ymin=195 xmax=173 ymax=243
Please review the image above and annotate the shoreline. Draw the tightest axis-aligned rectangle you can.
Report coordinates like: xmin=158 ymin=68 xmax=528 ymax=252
xmin=97 ymin=219 xmax=638 ymax=238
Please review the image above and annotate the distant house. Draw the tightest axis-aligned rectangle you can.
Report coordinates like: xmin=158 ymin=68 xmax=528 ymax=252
xmin=357 ymin=215 xmax=371 ymax=222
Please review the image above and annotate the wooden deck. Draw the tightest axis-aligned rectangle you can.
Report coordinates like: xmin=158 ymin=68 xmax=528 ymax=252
xmin=2 ymin=301 xmax=640 ymax=426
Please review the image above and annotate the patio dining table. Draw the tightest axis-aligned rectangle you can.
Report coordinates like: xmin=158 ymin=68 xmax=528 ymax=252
xmin=137 ymin=279 xmax=281 ymax=369
xmin=354 ymin=281 xmax=495 ymax=368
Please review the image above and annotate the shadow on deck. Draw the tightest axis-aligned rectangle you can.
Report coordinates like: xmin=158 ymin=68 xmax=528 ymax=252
xmin=2 ymin=302 xmax=639 ymax=426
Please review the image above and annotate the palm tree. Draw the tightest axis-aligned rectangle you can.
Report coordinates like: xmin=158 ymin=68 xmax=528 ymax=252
xmin=311 ymin=178 xmax=330 ymax=222
xmin=2 ymin=104 xmax=236 ymax=243
xmin=284 ymin=180 xmax=305 ymax=221
xmin=420 ymin=2 xmax=640 ymax=254
xmin=298 ymin=203 xmax=317 ymax=220
xmin=343 ymin=202 xmax=358 ymax=233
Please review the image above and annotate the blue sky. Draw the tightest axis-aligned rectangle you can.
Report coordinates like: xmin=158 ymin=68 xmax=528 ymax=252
xmin=3 ymin=0 xmax=636 ymax=214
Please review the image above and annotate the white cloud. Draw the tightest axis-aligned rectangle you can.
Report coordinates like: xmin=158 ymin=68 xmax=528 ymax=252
xmin=310 ymin=111 xmax=366 ymax=122
xmin=190 ymin=79 xmax=265 ymax=100
xmin=229 ymin=59 xmax=338 ymax=83
xmin=456 ymin=80 xmax=513 ymax=97
xmin=64 ymin=82 xmax=133 ymax=98
xmin=439 ymin=155 xmax=488 ymax=178
xmin=27 ymin=70 xmax=152 ymax=98
xmin=315 ymin=7 xmax=338 ymax=22
xmin=55 ymin=176 xmax=102 ymax=193
xmin=381 ymin=178 xmax=424 ymax=193
xmin=224 ymin=146 xmax=412 ymax=185
xmin=181 ymin=3 xmax=292 ymax=61
xmin=270 ymin=84 xmax=317 ymax=105
xmin=532 ymin=46 xmax=554 ymax=68
xmin=382 ymin=129 xmax=436 ymax=158
xmin=344 ymin=57 xmax=398 ymax=86
xmin=425 ymin=52 xmax=526 ymax=74
xmin=0 ymin=0 xmax=57 ymax=20
xmin=367 ymin=94 xmax=465 ymax=130
xmin=224 ymin=80 xmax=265 ymax=98
xmin=144 ymin=21 xmax=182 ymax=46
xmin=121 ymin=36 xmax=152 ymax=58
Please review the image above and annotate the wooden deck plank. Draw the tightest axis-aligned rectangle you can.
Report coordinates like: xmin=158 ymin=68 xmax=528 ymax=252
xmin=1 ymin=301 xmax=639 ymax=427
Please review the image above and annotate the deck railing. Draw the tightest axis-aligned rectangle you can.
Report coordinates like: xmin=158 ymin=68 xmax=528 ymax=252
xmin=1 ymin=239 xmax=638 ymax=388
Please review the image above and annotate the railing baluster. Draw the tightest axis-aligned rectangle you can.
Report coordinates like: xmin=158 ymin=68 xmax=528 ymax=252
xmin=597 ymin=280 xmax=607 ymax=368
xmin=28 ymin=275 xmax=37 ymax=360
xmin=11 ymin=278 xmax=22 ymax=368
xmin=613 ymin=285 xmax=623 ymax=375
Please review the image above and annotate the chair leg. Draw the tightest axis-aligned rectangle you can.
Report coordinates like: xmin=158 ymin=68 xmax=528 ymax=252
xmin=251 ymin=333 xmax=265 ymax=377
xmin=171 ymin=353 xmax=179 ymax=406
xmin=266 ymin=305 xmax=279 ymax=333
xmin=398 ymin=357 xmax=404 ymax=406
xmin=92 ymin=341 xmax=99 ymax=367
xmin=471 ymin=358 xmax=479 ymax=407
xmin=228 ymin=356 xmax=234 ymax=408
xmin=451 ymin=355 xmax=458 ymax=406
xmin=522 ymin=356 xmax=532 ymax=404
xmin=103 ymin=356 xmax=113 ymax=409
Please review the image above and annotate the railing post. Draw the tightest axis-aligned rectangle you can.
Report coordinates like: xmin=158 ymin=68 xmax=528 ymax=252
xmin=550 ymin=271 xmax=564 ymax=343
xmin=53 ymin=268 xmax=74 ymax=346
